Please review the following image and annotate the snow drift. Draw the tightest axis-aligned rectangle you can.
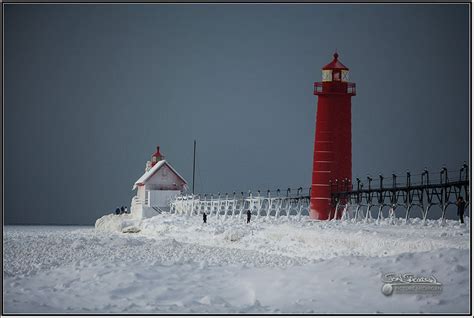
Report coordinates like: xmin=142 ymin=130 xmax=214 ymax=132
xmin=4 ymin=214 xmax=470 ymax=314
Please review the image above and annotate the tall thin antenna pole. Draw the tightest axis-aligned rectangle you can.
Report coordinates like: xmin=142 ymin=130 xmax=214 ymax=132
xmin=192 ymin=140 xmax=196 ymax=194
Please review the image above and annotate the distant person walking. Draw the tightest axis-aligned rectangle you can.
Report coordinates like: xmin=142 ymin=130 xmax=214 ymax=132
xmin=456 ymin=196 xmax=466 ymax=224
xmin=203 ymin=212 xmax=207 ymax=224
xmin=115 ymin=207 xmax=120 ymax=215
xmin=247 ymin=210 xmax=252 ymax=224
xmin=120 ymin=206 xmax=125 ymax=214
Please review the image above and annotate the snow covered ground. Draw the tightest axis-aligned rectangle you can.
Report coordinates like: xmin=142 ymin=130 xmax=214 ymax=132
xmin=3 ymin=214 xmax=471 ymax=314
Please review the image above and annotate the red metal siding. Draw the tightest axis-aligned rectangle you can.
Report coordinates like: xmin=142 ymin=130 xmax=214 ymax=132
xmin=310 ymin=54 xmax=355 ymax=220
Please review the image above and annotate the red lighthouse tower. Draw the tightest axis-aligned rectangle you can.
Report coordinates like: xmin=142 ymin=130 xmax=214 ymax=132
xmin=310 ymin=52 xmax=356 ymax=220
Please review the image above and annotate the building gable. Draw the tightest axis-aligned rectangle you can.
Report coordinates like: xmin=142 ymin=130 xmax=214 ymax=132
xmin=133 ymin=160 xmax=187 ymax=190
xmin=145 ymin=163 xmax=186 ymax=191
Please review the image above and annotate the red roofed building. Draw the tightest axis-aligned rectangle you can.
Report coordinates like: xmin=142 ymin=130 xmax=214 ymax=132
xmin=131 ymin=146 xmax=188 ymax=218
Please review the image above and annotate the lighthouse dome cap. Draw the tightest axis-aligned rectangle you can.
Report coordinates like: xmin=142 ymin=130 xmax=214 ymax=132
xmin=322 ymin=52 xmax=349 ymax=70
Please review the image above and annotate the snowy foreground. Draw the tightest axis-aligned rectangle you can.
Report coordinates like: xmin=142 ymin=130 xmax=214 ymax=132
xmin=4 ymin=214 xmax=471 ymax=314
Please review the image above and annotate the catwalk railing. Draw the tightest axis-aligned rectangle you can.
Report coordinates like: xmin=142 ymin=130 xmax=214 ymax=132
xmin=170 ymin=164 xmax=469 ymax=223
xmin=170 ymin=188 xmax=311 ymax=219
xmin=329 ymin=164 xmax=470 ymax=223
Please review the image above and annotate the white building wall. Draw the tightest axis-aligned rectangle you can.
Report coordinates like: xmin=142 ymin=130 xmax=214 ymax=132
xmin=130 ymin=204 xmax=160 ymax=219
xmin=137 ymin=185 xmax=146 ymax=203
xmin=148 ymin=190 xmax=181 ymax=209
xmin=145 ymin=164 xmax=186 ymax=191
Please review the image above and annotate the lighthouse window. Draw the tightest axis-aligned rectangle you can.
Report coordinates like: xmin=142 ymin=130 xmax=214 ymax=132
xmin=322 ymin=70 xmax=332 ymax=82
xmin=333 ymin=71 xmax=340 ymax=81
xmin=341 ymin=70 xmax=349 ymax=82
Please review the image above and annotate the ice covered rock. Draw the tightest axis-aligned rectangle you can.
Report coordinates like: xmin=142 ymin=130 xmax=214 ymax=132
xmin=122 ymin=226 xmax=141 ymax=233
xmin=95 ymin=213 xmax=140 ymax=233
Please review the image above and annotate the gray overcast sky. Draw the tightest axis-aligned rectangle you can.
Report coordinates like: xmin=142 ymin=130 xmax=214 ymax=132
xmin=5 ymin=4 xmax=470 ymax=224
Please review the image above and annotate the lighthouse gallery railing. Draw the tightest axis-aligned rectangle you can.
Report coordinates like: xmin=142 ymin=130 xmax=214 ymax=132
xmin=313 ymin=82 xmax=356 ymax=95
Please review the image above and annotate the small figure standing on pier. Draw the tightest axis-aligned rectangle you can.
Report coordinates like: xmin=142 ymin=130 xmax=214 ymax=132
xmin=456 ymin=196 xmax=466 ymax=224
xmin=203 ymin=212 xmax=207 ymax=224
xmin=247 ymin=210 xmax=252 ymax=224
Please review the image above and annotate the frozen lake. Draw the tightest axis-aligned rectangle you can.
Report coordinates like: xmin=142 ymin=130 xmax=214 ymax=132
xmin=3 ymin=216 xmax=470 ymax=314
